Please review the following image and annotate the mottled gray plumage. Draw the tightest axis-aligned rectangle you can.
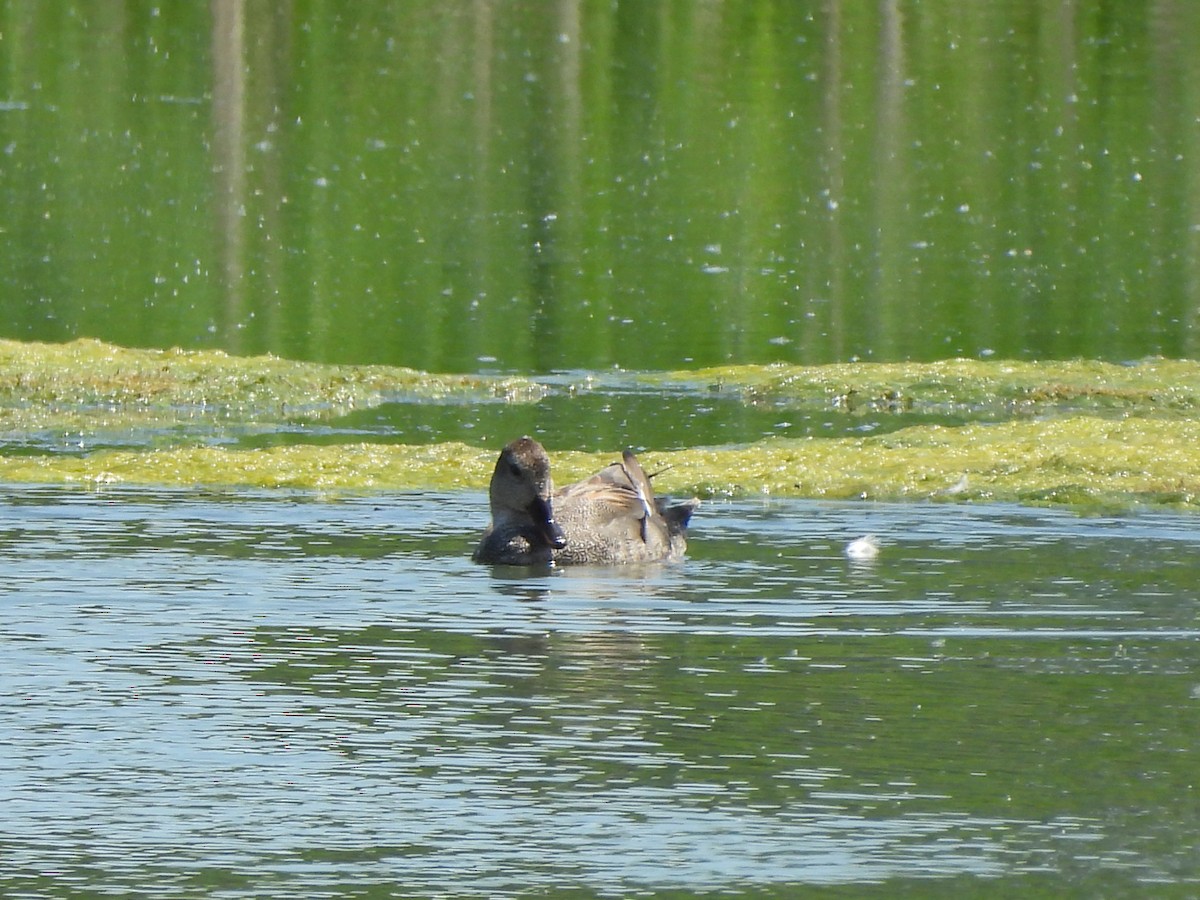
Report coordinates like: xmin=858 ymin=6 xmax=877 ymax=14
xmin=473 ymin=436 xmax=698 ymax=566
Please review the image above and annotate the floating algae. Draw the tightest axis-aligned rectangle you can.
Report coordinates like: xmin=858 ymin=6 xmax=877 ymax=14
xmin=0 ymin=338 xmax=548 ymax=454
xmin=6 ymin=416 xmax=1197 ymax=511
xmin=656 ymin=357 xmax=1200 ymax=417
xmin=2 ymin=340 xmax=1200 ymax=512
xmin=0 ymin=338 xmax=547 ymax=415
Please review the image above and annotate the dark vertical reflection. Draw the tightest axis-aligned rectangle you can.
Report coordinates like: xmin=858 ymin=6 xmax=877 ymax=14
xmin=872 ymin=0 xmax=906 ymax=360
xmin=821 ymin=0 xmax=846 ymax=358
xmin=210 ymin=0 xmax=246 ymax=352
xmin=1169 ymin=0 xmax=1200 ymax=357
xmin=523 ymin=6 xmax=560 ymax=372
xmin=532 ymin=0 xmax=584 ymax=372
xmin=1149 ymin=0 xmax=1199 ymax=358
xmin=245 ymin=1 xmax=294 ymax=358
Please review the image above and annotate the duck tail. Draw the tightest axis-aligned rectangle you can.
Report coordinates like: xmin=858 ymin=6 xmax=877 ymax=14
xmin=658 ymin=497 xmax=699 ymax=535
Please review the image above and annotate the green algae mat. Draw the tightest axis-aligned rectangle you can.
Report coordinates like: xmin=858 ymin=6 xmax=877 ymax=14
xmin=2 ymin=338 xmax=1198 ymax=511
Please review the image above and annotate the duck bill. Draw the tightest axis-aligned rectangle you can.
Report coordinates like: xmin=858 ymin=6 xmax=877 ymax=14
xmin=529 ymin=497 xmax=567 ymax=550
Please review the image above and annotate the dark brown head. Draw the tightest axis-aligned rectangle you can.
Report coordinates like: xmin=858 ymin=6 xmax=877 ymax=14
xmin=488 ymin=436 xmax=568 ymax=550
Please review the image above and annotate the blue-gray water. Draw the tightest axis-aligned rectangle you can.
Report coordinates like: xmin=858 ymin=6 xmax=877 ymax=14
xmin=3 ymin=487 xmax=1197 ymax=897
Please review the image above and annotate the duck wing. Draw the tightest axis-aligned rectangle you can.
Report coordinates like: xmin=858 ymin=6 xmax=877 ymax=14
xmin=555 ymin=459 xmax=650 ymax=529
xmin=552 ymin=451 xmax=689 ymax=563
xmin=611 ymin=450 xmax=698 ymax=539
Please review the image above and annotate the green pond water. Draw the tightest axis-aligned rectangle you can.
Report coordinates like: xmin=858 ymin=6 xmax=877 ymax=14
xmin=2 ymin=2 xmax=1200 ymax=898
xmin=2 ymin=1 xmax=1198 ymax=370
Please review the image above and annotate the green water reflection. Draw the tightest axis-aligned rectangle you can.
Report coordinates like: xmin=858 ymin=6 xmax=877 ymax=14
xmin=2 ymin=1 xmax=1198 ymax=372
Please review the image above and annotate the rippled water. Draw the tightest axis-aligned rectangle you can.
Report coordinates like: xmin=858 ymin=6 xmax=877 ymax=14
xmin=2 ymin=487 xmax=1198 ymax=897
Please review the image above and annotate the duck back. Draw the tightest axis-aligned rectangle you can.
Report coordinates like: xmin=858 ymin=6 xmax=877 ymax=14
xmin=552 ymin=452 xmax=697 ymax=564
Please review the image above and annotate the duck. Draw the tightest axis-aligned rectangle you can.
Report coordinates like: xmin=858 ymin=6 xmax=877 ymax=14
xmin=473 ymin=436 xmax=699 ymax=566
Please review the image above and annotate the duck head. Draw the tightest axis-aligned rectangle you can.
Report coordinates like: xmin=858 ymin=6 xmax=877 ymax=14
xmin=489 ymin=436 xmax=568 ymax=550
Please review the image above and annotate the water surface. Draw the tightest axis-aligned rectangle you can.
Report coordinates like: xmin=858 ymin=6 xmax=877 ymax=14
xmin=2 ymin=1 xmax=1198 ymax=369
xmin=2 ymin=6 xmax=1199 ymax=892
xmin=3 ymin=487 xmax=1197 ymax=896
